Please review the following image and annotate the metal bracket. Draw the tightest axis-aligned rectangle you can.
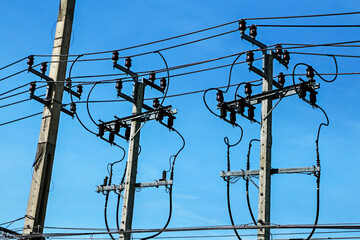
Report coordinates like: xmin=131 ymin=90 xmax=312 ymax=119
xmin=96 ymin=179 xmax=173 ymax=193
xmin=220 ymin=166 xmax=320 ymax=178
xmin=241 ymin=33 xmax=267 ymax=50
xmin=143 ymin=78 xmax=165 ymax=93
xmin=271 ymin=51 xmax=288 ymax=69
xmin=249 ymin=65 xmax=265 ymax=78
xmin=225 ymin=80 xmax=320 ymax=108
xmin=113 ymin=62 xmax=138 ymax=80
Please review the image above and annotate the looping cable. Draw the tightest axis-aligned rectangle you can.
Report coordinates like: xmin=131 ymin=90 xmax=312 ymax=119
xmin=223 ymin=123 xmax=244 ymax=148
xmin=154 ymin=51 xmax=170 ymax=107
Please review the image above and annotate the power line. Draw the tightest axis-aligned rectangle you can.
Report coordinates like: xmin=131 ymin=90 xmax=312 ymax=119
xmin=0 ymin=112 xmax=42 ymax=127
xmin=246 ymin=11 xmax=360 ymax=20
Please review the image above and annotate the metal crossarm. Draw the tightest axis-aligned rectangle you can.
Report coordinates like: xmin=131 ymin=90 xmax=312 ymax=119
xmin=225 ymin=81 xmax=320 ymax=108
xmin=220 ymin=166 xmax=320 ymax=178
xmin=96 ymin=179 xmax=173 ymax=193
xmin=241 ymin=33 xmax=267 ymax=49
xmin=143 ymin=78 xmax=165 ymax=93
xmin=114 ymin=62 xmax=138 ymax=79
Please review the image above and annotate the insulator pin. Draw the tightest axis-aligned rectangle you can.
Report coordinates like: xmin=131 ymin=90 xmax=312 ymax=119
xmin=216 ymin=90 xmax=224 ymax=103
xmin=249 ymin=25 xmax=257 ymax=38
xmin=29 ymin=82 xmax=36 ymax=94
xmin=245 ymin=83 xmax=252 ymax=97
xmin=160 ymin=77 xmax=167 ymax=89
xmin=125 ymin=57 xmax=132 ymax=69
xmin=40 ymin=62 xmax=47 ymax=75
xmin=238 ymin=19 xmax=247 ymax=34
xmin=246 ymin=51 xmax=254 ymax=66
xmin=27 ymin=55 xmax=34 ymax=68
xmin=112 ymin=51 xmax=119 ymax=63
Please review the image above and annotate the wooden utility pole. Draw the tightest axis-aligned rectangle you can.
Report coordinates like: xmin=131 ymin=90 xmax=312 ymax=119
xmin=23 ymin=0 xmax=76 ymax=235
xmin=119 ymin=82 xmax=145 ymax=240
xmin=257 ymin=52 xmax=273 ymax=240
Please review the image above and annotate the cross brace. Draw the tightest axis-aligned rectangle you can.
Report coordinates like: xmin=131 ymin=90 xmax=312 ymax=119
xmin=220 ymin=166 xmax=320 ymax=178
xmin=101 ymin=106 xmax=177 ymax=128
xmin=225 ymin=80 xmax=320 ymax=108
xmin=96 ymin=179 xmax=173 ymax=193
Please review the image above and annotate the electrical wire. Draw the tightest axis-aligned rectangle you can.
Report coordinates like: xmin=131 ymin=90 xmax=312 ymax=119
xmin=139 ymin=127 xmax=185 ymax=240
xmin=0 ymin=112 xmax=42 ymax=127
xmin=246 ymin=11 xmax=360 ymax=20
xmin=245 ymin=139 xmax=260 ymax=226
xmin=223 ymin=124 xmax=244 ymax=240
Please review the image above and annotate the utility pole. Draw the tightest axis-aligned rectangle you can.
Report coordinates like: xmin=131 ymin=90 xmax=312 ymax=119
xmin=119 ymin=81 xmax=145 ymax=240
xmin=23 ymin=0 xmax=76 ymax=236
xmin=218 ymin=21 xmax=321 ymax=240
xmin=257 ymin=52 xmax=273 ymax=240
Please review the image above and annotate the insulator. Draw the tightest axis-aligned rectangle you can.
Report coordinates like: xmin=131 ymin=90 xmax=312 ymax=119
xmin=125 ymin=127 xmax=130 ymax=140
xmin=40 ymin=62 xmax=47 ymax=75
xmin=306 ymin=66 xmax=315 ymax=80
xmin=161 ymin=170 xmax=167 ymax=180
xmin=275 ymin=44 xmax=283 ymax=57
xmin=109 ymin=131 xmax=115 ymax=143
xmin=70 ymin=102 xmax=76 ymax=113
xmin=27 ymin=55 xmax=34 ymax=68
xmin=77 ymin=84 xmax=83 ymax=96
xmin=310 ymin=91 xmax=317 ymax=106
xmin=246 ymin=51 xmax=254 ymax=66
xmin=238 ymin=19 xmax=247 ymax=33
xmin=29 ymin=82 xmax=36 ymax=94
xmin=216 ymin=90 xmax=224 ymax=103
xmin=230 ymin=111 xmax=236 ymax=125
xmin=114 ymin=121 xmax=121 ymax=133
xmin=299 ymin=84 xmax=307 ymax=99
xmin=125 ymin=57 xmax=132 ymax=69
xmin=283 ymin=50 xmax=290 ymax=64
xmin=237 ymin=100 xmax=245 ymax=114
xmin=220 ymin=104 xmax=227 ymax=119
xmin=248 ymin=106 xmax=254 ymax=120
xmin=149 ymin=72 xmax=156 ymax=83
xmin=66 ymin=78 xmax=71 ymax=88
xmin=115 ymin=79 xmax=123 ymax=95
xmin=167 ymin=116 xmax=174 ymax=129
xmin=153 ymin=98 xmax=160 ymax=108
xmin=245 ymin=83 xmax=252 ymax=97
xmin=112 ymin=51 xmax=119 ymax=63
xmin=249 ymin=25 xmax=257 ymax=38
xmin=278 ymin=72 xmax=285 ymax=86
xmin=160 ymin=77 xmax=167 ymax=89
xmin=98 ymin=124 xmax=105 ymax=137
xmin=156 ymin=110 xmax=164 ymax=122
xmin=103 ymin=176 xmax=108 ymax=186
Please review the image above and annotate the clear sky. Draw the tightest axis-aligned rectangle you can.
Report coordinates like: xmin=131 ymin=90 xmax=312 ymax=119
xmin=0 ymin=1 xmax=360 ymax=240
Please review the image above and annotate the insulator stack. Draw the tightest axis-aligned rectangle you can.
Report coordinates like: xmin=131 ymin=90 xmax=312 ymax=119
xmin=125 ymin=57 xmax=132 ymax=69
xmin=40 ymin=62 xmax=47 ymax=75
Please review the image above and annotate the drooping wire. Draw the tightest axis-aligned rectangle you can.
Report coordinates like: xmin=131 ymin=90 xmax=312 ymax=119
xmin=140 ymin=127 xmax=185 ymax=240
xmin=292 ymin=56 xmax=338 ymax=97
xmin=155 ymin=51 xmax=170 ymax=107
xmin=104 ymin=157 xmax=126 ymax=240
xmin=223 ymin=124 xmax=244 ymax=240
xmin=305 ymin=104 xmax=329 ymax=240
xmin=86 ymin=82 xmax=100 ymax=126
xmin=246 ymin=139 xmax=260 ymax=225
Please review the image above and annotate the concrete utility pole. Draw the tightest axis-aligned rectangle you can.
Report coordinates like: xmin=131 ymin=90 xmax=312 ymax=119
xmin=257 ymin=52 xmax=273 ymax=240
xmin=119 ymin=82 xmax=145 ymax=240
xmin=23 ymin=0 xmax=76 ymax=235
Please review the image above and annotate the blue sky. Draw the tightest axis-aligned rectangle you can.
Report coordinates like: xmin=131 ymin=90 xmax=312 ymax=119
xmin=0 ymin=1 xmax=360 ymax=240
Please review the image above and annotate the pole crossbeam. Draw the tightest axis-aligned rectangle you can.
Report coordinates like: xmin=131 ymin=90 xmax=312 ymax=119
xmin=96 ymin=179 xmax=173 ymax=193
xmin=220 ymin=166 xmax=320 ymax=178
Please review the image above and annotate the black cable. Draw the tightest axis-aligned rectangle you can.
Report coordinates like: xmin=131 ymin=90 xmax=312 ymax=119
xmin=86 ymin=82 xmax=100 ymax=126
xmin=0 ymin=217 xmax=25 ymax=226
xmin=224 ymin=53 xmax=244 ymax=94
xmin=155 ymin=51 xmax=170 ymax=107
xmin=246 ymin=139 xmax=260 ymax=226
xmin=305 ymin=104 xmax=330 ymax=240
xmin=140 ymin=127 xmax=185 ymax=240
xmin=222 ymin=124 xmax=244 ymax=240
xmin=292 ymin=57 xmax=338 ymax=97
xmin=0 ymin=112 xmax=42 ymax=127
xmin=0 ymin=57 xmax=28 ymax=71
xmin=246 ymin=11 xmax=360 ymax=20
